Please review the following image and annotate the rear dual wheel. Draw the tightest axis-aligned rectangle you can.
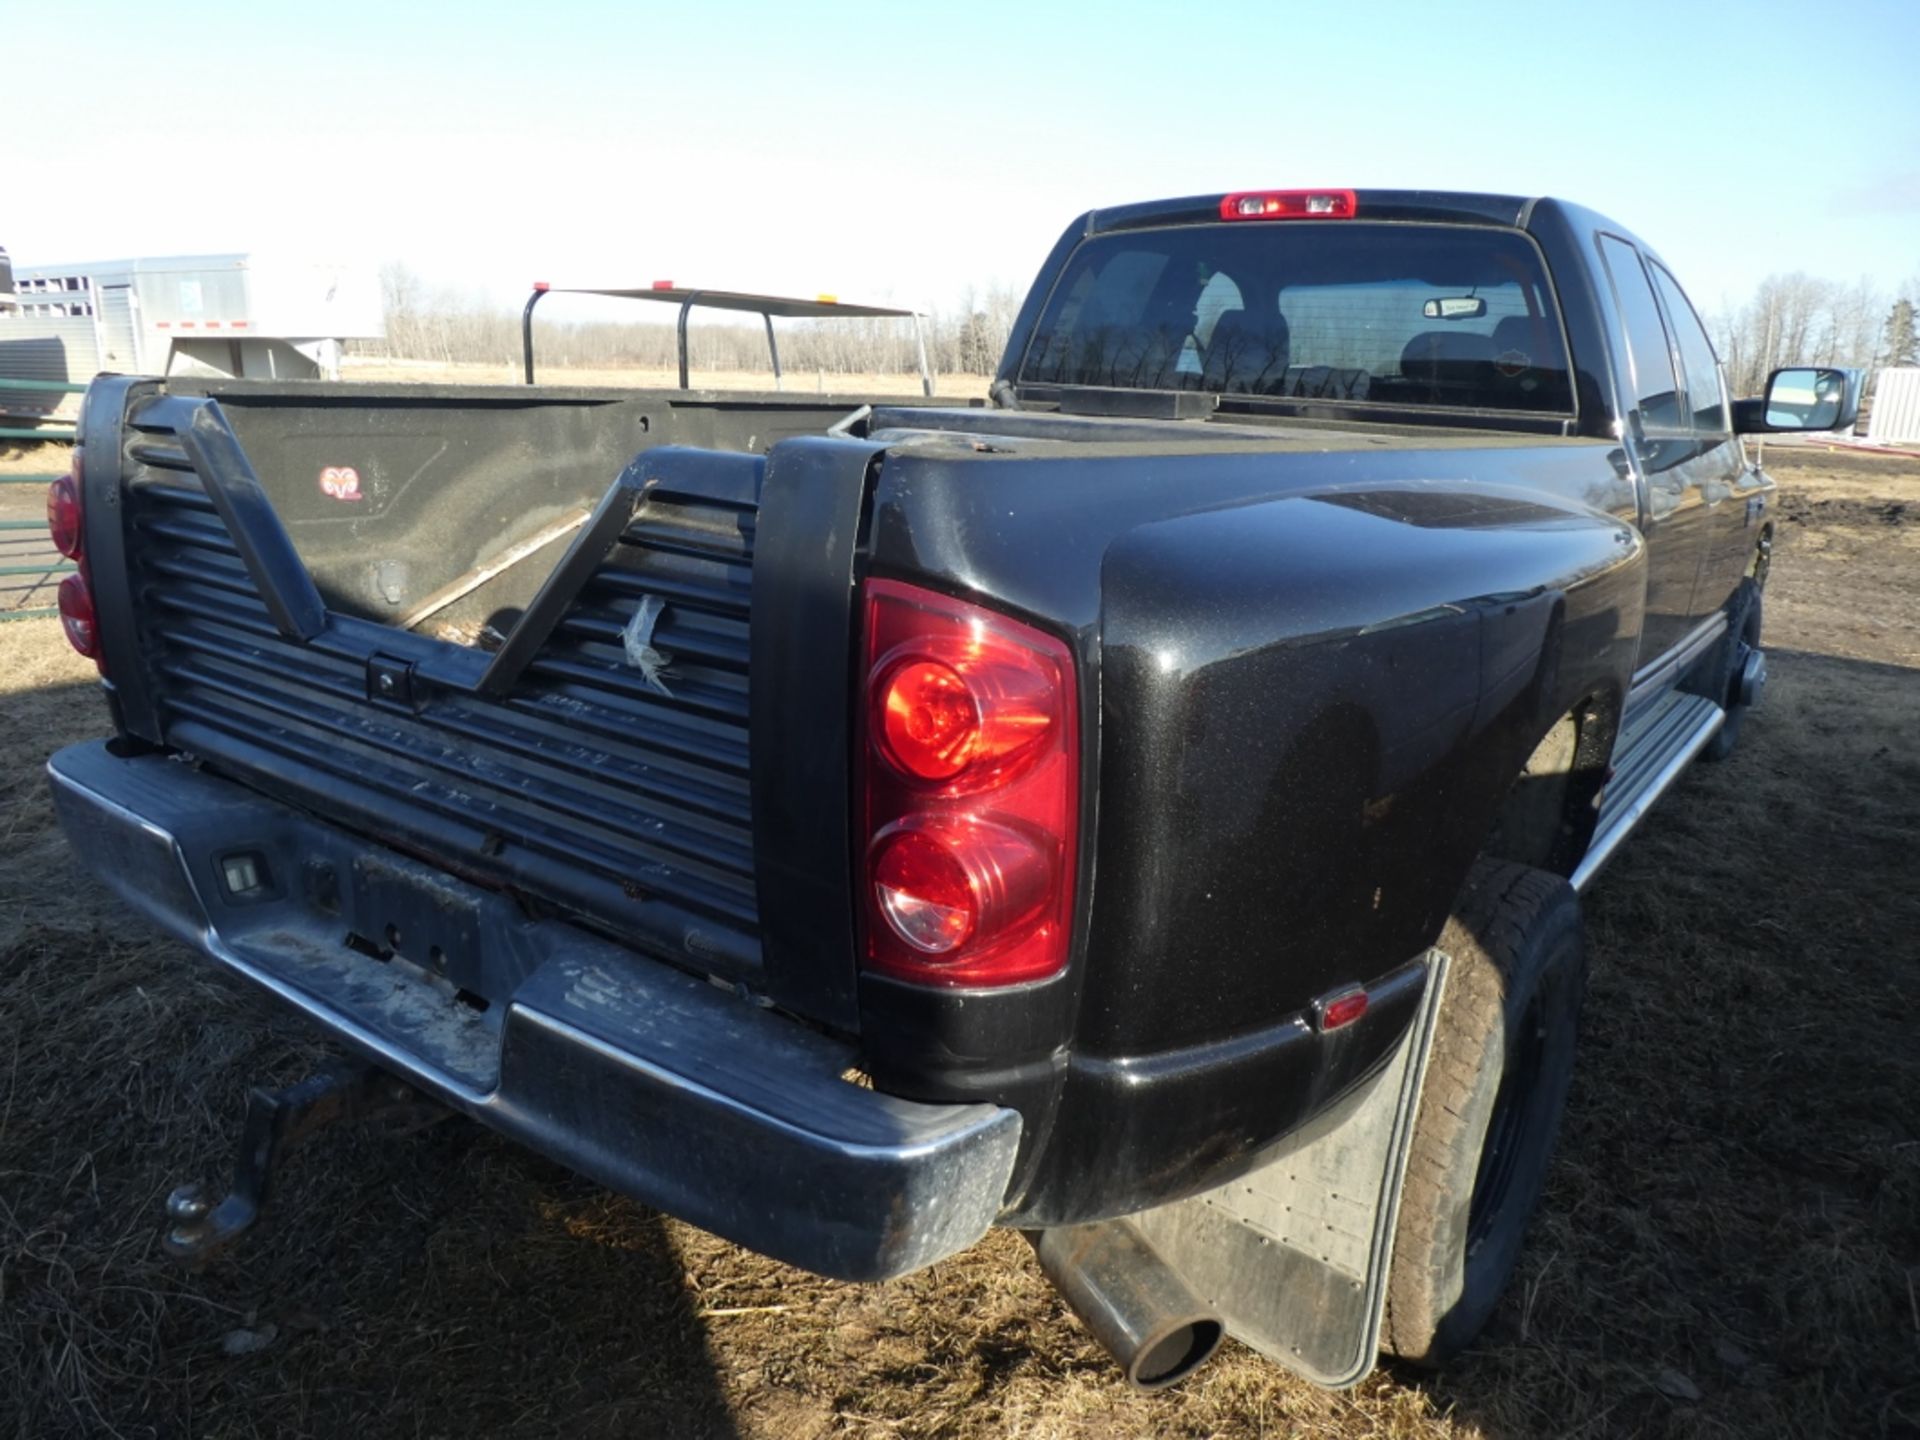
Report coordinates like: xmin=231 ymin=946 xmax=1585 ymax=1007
xmin=1383 ymin=860 xmax=1586 ymax=1366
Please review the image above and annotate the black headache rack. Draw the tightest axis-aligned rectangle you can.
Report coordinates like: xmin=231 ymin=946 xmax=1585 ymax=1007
xmin=520 ymin=283 xmax=935 ymax=395
xmin=92 ymin=380 xmax=878 ymax=1030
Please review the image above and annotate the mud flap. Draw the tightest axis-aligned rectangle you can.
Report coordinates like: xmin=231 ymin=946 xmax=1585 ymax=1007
xmin=1131 ymin=949 xmax=1449 ymax=1388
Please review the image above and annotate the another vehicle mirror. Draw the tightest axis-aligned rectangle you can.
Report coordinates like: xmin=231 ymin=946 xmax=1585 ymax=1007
xmin=1734 ymin=366 xmax=1861 ymax=434
xmin=1422 ymin=296 xmax=1487 ymax=320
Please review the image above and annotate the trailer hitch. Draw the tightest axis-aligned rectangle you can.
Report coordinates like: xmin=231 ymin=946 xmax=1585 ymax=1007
xmin=162 ymin=1063 xmax=441 ymax=1265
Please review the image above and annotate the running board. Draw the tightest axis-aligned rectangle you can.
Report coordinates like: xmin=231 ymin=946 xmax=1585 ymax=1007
xmin=1571 ymin=691 xmax=1725 ymax=893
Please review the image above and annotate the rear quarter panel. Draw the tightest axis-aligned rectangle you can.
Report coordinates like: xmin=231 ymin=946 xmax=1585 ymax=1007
xmin=863 ymin=437 xmax=1643 ymax=1218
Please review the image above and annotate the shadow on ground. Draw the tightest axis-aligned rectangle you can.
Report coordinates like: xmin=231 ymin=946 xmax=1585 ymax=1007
xmin=2 ymin=642 xmax=1915 ymax=1439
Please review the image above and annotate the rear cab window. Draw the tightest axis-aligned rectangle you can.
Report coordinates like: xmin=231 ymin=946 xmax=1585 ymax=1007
xmin=1016 ymin=222 xmax=1575 ymax=415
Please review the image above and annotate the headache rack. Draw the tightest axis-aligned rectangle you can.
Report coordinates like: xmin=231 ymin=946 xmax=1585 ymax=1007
xmin=520 ymin=283 xmax=934 ymax=395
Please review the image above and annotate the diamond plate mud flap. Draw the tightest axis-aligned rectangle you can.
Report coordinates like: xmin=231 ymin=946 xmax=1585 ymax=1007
xmin=1132 ymin=949 xmax=1449 ymax=1388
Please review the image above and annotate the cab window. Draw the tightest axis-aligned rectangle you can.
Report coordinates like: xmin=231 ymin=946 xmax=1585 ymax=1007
xmin=1649 ymin=261 xmax=1729 ymax=436
xmin=1020 ymin=222 xmax=1574 ymax=413
xmin=1598 ymin=236 xmax=1683 ymax=433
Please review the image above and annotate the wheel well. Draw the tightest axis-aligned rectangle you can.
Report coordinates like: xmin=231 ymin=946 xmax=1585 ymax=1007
xmin=1480 ymin=698 xmax=1616 ymax=877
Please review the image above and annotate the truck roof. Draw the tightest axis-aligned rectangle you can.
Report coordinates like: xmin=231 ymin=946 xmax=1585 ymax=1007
xmin=1086 ymin=189 xmax=1541 ymax=235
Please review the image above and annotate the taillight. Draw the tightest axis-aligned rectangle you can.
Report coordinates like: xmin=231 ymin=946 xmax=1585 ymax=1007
xmin=859 ymin=579 xmax=1078 ymax=987
xmin=1219 ymin=189 xmax=1358 ymax=221
xmin=49 ymin=446 xmax=102 ymax=666
xmin=47 ymin=473 xmax=83 ymax=560
xmin=58 ymin=572 xmax=98 ymax=659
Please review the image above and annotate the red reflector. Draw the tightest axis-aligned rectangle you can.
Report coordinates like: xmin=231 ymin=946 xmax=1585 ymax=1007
xmin=47 ymin=473 xmax=82 ymax=560
xmin=1315 ymin=986 xmax=1369 ymax=1032
xmin=651 ymin=280 xmax=675 ymax=291
xmin=58 ymin=572 xmax=98 ymax=659
xmin=1220 ymin=189 xmax=1358 ymax=221
xmin=532 ymin=281 xmax=551 ymax=292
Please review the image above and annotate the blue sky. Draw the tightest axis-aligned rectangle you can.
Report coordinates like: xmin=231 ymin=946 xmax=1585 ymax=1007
xmin=8 ymin=0 xmax=1917 ymax=321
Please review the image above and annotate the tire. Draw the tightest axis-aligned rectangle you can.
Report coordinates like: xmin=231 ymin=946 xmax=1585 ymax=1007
xmin=1700 ymin=579 xmax=1763 ymax=763
xmin=1382 ymin=860 xmax=1587 ymax=1367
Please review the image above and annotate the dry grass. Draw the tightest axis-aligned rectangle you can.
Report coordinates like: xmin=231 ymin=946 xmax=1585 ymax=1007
xmin=1 ymin=450 xmax=1916 ymax=1438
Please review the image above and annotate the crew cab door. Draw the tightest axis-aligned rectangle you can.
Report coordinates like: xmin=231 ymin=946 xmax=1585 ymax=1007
xmin=1597 ymin=235 xmax=1716 ymax=667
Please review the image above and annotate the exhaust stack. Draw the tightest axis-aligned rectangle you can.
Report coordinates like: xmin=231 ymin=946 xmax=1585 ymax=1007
xmin=1029 ymin=1219 xmax=1225 ymax=1390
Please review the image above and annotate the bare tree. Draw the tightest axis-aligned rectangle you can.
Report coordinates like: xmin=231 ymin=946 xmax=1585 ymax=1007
xmin=1880 ymin=297 xmax=1917 ymax=369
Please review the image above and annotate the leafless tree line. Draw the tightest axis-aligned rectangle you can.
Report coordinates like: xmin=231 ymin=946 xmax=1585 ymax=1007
xmin=358 ymin=264 xmax=1023 ymax=379
xmin=1708 ymin=272 xmax=1919 ymax=399
xmin=359 ymin=262 xmax=1920 ymax=396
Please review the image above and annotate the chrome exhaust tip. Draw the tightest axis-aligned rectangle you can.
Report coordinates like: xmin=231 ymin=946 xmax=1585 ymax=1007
xmin=1029 ymin=1219 xmax=1225 ymax=1390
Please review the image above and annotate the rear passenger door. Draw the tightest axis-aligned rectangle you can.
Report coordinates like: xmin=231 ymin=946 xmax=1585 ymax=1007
xmin=1645 ymin=260 xmax=1759 ymax=625
xmin=1597 ymin=235 xmax=1714 ymax=671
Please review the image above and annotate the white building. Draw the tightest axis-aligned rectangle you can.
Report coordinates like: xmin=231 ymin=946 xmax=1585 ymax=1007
xmin=1867 ymin=368 xmax=1920 ymax=447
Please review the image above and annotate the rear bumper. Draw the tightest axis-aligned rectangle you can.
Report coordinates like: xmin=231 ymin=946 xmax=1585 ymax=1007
xmin=46 ymin=740 xmax=1020 ymax=1282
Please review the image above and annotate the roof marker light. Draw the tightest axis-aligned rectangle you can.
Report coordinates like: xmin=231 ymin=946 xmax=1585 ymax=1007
xmin=1220 ymin=189 xmax=1358 ymax=222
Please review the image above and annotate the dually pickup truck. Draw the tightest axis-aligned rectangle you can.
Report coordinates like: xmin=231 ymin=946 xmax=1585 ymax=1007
xmin=45 ymin=188 xmax=1860 ymax=1391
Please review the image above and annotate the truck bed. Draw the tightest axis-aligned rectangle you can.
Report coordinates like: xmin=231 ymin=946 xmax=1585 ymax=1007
xmin=91 ymin=377 xmax=1616 ymax=1044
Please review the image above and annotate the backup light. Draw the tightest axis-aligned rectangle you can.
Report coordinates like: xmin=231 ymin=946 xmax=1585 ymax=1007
xmin=873 ymin=828 xmax=976 ymax=953
xmin=1220 ymin=189 xmax=1358 ymax=221
xmin=57 ymin=572 xmax=98 ymax=659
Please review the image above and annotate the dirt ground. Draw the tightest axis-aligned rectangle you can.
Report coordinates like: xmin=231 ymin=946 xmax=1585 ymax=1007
xmin=1 ymin=445 xmax=1915 ymax=1439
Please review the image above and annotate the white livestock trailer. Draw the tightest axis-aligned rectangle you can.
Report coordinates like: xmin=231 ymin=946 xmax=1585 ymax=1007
xmin=0 ymin=254 xmax=382 ymax=411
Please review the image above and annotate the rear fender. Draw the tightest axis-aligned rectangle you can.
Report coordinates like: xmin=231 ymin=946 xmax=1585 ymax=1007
xmin=1081 ymin=484 xmax=1640 ymax=1057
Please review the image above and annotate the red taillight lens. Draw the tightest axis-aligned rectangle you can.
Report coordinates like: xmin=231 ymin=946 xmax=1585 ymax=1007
xmin=878 ymin=659 xmax=980 ymax=780
xmin=875 ymin=652 xmax=1057 ymax=785
xmin=859 ymin=580 xmax=1078 ymax=988
xmin=1219 ymin=189 xmax=1358 ymax=221
xmin=58 ymin=572 xmax=98 ymax=658
xmin=48 ymin=470 xmax=83 ymax=561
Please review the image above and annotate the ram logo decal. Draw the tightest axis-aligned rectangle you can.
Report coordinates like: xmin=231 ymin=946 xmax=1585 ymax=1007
xmin=319 ymin=465 xmax=364 ymax=502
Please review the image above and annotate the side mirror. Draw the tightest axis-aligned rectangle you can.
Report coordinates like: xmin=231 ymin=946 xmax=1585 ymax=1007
xmin=1732 ymin=366 xmax=1862 ymax=434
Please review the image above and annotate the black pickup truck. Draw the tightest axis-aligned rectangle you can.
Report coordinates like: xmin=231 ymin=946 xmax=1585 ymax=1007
xmin=44 ymin=189 xmax=1859 ymax=1391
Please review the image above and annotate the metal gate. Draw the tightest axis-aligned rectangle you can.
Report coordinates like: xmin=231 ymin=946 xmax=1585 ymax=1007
xmin=1 ymin=376 xmax=82 ymax=622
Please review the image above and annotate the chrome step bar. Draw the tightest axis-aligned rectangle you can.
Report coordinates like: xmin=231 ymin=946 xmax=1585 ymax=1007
xmin=1571 ymin=691 xmax=1726 ymax=893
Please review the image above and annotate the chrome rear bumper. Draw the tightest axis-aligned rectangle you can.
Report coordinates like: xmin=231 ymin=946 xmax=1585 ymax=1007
xmin=47 ymin=740 xmax=1020 ymax=1281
